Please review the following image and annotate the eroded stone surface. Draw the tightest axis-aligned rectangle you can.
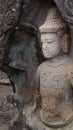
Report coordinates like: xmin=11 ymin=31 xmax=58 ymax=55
xmin=54 ymin=0 xmax=73 ymax=25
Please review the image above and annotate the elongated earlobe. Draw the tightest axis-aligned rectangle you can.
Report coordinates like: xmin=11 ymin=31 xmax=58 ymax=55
xmin=61 ymin=34 xmax=71 ymax=54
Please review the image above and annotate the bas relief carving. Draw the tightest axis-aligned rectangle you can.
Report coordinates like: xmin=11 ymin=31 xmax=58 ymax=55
xmin=0 ymin=0 xmax=73 ymax=130
xmin=25 ymin=7 xmax=73 ymax=130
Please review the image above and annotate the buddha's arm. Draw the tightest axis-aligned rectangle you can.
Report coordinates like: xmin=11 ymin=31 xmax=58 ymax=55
xmin=34 ymin=67 xmax=41 ymax=109
xmin=70 ymin=75 xmax=73 ymax=89
xmin=35 ymin=68 xmax=40 ymax=94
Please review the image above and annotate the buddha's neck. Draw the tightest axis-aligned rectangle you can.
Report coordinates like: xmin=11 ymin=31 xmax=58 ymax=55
xmin=47 ymin=54 xmax=69 ymax=66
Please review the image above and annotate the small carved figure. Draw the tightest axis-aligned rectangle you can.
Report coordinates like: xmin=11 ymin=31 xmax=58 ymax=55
xmin=26 ymin=7 xmax=73 ymax=130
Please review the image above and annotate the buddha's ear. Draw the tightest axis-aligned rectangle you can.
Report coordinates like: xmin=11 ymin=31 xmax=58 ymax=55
xmin=61 ymin=34 xmax=71 ymax=54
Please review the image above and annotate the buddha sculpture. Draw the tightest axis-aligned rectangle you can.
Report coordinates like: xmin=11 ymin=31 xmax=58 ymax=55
xmin=39 ymin=7 xmax=73 ymax=128
xmin=26 ymin=7 xmax=73 ymax=130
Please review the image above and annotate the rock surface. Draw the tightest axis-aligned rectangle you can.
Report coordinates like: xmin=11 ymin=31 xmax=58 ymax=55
xmin=0 ymin=84 xmax=18 ymax=130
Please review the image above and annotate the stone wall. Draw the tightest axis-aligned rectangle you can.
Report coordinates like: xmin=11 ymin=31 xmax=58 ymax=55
xmin=0 ymin=71 xmax=10 ymax=85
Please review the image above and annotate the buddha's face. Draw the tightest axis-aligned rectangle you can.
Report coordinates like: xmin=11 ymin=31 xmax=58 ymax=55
xmin=41 ymin=33 xmax=61 ymax=59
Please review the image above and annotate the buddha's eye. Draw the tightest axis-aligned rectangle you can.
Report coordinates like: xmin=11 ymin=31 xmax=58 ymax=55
xmin=45 ymin=39 xmax=53 ymax=43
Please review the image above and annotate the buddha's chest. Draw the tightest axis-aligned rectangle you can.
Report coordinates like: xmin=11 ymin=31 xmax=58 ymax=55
xmin=40 ymin=65 xmax=73 ymax=93
xmin=39 ymin=64 xmax=73 ymax=126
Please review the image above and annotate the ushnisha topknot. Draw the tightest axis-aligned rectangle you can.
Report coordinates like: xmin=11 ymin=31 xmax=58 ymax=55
xmin=39 ymin=7 xmax=67 ymax=34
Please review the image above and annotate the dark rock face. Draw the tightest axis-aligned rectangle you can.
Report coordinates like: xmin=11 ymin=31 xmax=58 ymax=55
xmin=0 ymin=0 xmax=49 ymax=102
xmin=0 ymin=0 xmax=22 ymax=67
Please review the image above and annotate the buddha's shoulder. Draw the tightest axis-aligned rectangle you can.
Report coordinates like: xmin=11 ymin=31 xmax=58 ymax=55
xmin=62 ymin=58 xmax=73 ymax=69
xmin=37 ymin=61 xmax=51 ymax=71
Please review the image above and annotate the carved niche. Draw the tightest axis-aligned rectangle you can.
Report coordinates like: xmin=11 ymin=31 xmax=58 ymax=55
xmin=0 ymin=0 xmax=73 ymax=130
